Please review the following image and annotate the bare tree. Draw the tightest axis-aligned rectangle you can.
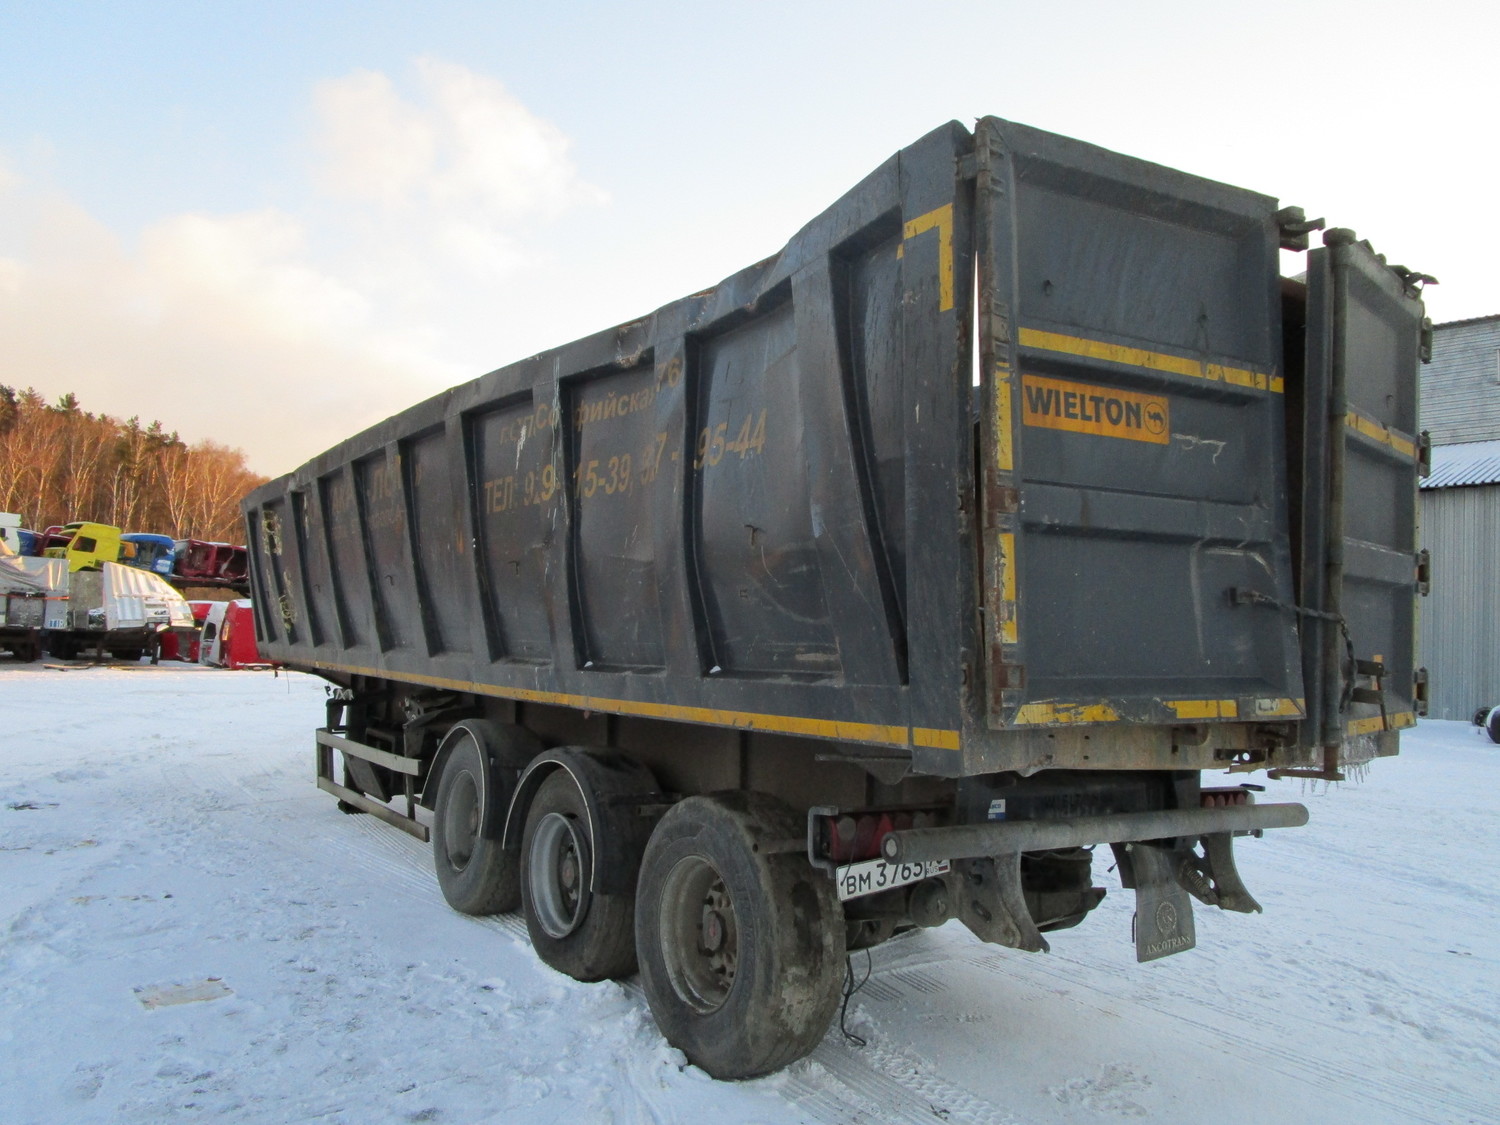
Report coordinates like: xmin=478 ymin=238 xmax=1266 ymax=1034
xmin=0 ymin=387 xmax=267 ymax=542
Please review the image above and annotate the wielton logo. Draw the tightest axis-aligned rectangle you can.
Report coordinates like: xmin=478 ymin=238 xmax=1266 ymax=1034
xmin=1021 ymin=374 xmax=1170 ymax=445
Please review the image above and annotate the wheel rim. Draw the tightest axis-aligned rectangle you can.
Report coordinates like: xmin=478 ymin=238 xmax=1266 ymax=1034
xmin=659 ymin=855 xmax=738 ymax=1014
xmin=528 ymin=811 xmax=589 ymax=938
xmin=441 ymin=768 xmax=480 ymax=872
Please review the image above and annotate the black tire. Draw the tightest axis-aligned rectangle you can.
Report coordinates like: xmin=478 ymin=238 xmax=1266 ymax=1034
xmin=431 ymin=721 xmax=535 ymax=915
xmin=520 ymin=769 xmax=637 ymax=982
xmin=1486 ymin=707 xmax=1500 ymax=746
xmin=635 ymin=791 xmax=846 ymax=1079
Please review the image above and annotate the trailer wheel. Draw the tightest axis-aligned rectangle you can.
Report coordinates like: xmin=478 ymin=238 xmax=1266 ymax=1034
xmin=1486 ymin=706 xmax=1500 ymax=746
xmin=431 ymin=722 xmax=527 ymax=915
xmin=520 ymin=769 xmax=638 ymax=982
xmin=635 ymin=792 xmax=846 ymax=1079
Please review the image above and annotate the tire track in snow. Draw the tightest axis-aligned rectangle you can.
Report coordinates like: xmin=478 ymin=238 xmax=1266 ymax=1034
xmin=795 ymin=1037 xmax=1020 ymax=1125
xmin=865 ymin=938 xmax=1496 ymax=1125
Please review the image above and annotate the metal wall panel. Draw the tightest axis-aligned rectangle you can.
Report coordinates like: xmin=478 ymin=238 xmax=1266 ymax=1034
xmin=1420 ymin=317 xmax=1500 ymax=445
xmin=1418 ymin=484 xmax=1500 ymax=719
xmin=1424 ymin=439 xmax=1500 ymax=488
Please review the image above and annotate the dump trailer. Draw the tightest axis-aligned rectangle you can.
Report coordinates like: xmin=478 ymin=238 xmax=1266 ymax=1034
xmin=244 ymin=117 xmax=1428 ymax=1079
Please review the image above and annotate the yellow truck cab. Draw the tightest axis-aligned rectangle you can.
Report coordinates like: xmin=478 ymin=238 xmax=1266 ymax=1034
xmin=42 ymin=522 xmax=133 ymax=572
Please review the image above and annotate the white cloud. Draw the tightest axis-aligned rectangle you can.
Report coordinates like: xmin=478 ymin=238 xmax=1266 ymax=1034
xmin=312 ymin=68 xmax=436 ymax=209
xmin=0 ymin=185 xmax=437 ymax=474
xmin=0 ymin=60 xmax=610 ymax=474
xmin=138 ymin=210 xmax=372 ymax=340
xmin=312 ymin=57 xmax=606 ymax=281
xmin=0 ymin=257 xmax=24 ymax=296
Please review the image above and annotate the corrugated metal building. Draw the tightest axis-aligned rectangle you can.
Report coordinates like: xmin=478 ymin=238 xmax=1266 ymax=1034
xmin=1418 ymin=314 xmax=1500 ymax=719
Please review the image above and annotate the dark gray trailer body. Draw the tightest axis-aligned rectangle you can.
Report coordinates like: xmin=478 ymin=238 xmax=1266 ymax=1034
xmin=244 ymin=117 xmax=1427 ymax=1078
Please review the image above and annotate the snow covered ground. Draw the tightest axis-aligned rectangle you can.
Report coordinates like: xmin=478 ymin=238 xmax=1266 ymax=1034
xmin=1 ymin=663 xmax=1496 ymax=1125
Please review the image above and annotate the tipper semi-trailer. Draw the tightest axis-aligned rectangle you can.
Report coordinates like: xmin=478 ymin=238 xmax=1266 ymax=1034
xmin=244 ymin=116 xmax=1429 ymax=1079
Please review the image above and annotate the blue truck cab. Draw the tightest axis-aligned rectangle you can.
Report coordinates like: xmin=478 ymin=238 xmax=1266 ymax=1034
xmin=120 ymin=533 xmax=177 ymax=577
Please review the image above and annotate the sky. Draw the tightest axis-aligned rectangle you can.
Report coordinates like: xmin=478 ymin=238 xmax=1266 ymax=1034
xmin=1 ymin=1 xmax=1495 ymax=476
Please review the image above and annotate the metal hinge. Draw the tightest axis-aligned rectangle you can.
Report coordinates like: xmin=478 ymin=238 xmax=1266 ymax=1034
xmin=990 ymin=651 xmax=1026 ymax=692
xmin=1416 ymin=548 xmax=1432 ymax=596
xmin=1276 ymin=206 xmax=1325 ymax=252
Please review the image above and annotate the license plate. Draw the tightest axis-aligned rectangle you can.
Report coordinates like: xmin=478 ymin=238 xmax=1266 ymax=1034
xmin=835 ymin=857 xmax=950 ymax=901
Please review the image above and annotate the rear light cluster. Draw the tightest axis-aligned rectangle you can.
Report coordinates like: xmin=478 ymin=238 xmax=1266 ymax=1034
xmin=1200 ymin=788 xmax=1252 ymax=808
xmin=818 ymin=809 xmax=941 ymax=865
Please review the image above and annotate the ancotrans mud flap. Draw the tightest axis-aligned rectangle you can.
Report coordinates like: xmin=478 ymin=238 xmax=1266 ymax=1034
xmin=1299 ymin=231 xmax=1428 ymax=766
xmin=1121 ymin=843 xmax=1196 ymax=961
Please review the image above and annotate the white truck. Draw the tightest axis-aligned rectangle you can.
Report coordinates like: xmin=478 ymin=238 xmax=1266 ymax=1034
xmin=40 ymin=561 xmax=196 ymax=661
xmin=0 ymin=543 xmax=47 ymax=661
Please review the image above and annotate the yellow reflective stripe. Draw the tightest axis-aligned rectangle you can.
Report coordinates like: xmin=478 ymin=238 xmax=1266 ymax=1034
xmin=1168 ymin=699 xmax=1239 ymax=720
xmin=903 ymin=203 xmax=954 ymax=312
xmin=292 ymin=658 xmax=950 ymax=749
xmin=1018 ymin=328 xmax=1280 ymax=394
xmin=1347 ymin=711 xmax=1416 ymax=736
xmin=1016 ymin=697 xmax=1307 ymax=726
xmin=998 ymin=532 xmax=1018 ymax=645
xmin=1345 ymin=409 xmax=1418 ymax=459
xmin=1012 ymin=701 xmax=1120 ymax=726
xmin=994 ymin=361 xmax=1014 ymax=472
xmin=913 ymin=727 xmax=961 ymax=750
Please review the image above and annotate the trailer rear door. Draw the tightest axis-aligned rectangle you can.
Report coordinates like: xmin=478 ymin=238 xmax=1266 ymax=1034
xmin=1299 ymin=232 xmax=1427 ymax=763
xmin=975 ymin=117 xmax=1305 ymax=735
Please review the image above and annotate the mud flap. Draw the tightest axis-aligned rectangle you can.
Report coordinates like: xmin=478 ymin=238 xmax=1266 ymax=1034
xmin=1124 ymin=843 xmax=1196 ymax=962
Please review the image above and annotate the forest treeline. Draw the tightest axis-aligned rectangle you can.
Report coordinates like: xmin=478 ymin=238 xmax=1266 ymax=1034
xmin=0 ymin=387 xmax=266 ymax=543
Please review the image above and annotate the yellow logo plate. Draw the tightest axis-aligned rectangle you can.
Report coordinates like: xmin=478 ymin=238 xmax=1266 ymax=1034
xmin=1021 ymin=375 xmax=1169 ymax=445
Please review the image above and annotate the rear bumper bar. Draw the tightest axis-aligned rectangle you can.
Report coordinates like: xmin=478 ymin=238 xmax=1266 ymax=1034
xmin=880 ymin=802 xmax=1309 ymax=863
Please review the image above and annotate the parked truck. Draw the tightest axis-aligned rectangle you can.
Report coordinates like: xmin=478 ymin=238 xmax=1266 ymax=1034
xmin=0 ymin=513 xmax=36 ymax=557
xmin=42 ymin=561 xmax=197 ymax=661
xmin=244 ymin=117 xmax=1428 ymax=1079
xmin=41 ymin=521 xmax=128 ymax=571
xmin=0 ymin=543 xmax=46 ymax=661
